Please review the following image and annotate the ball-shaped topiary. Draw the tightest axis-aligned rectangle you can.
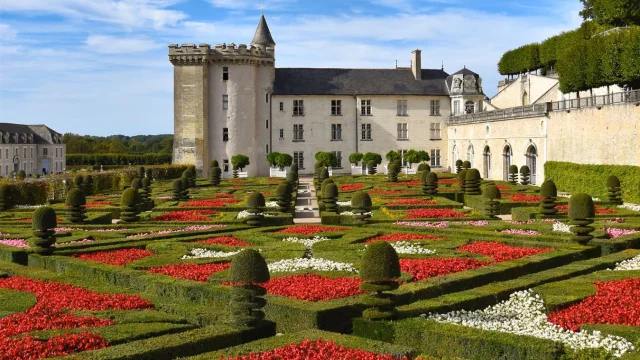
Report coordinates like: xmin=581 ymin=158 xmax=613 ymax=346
xmin=172 ymin=179 xmax=183 ymax=201
xmin=275 ymin=183 xmax=291 ymax=212
xmin=417 ymin=163 xmax=431 ymax=173
xmin=458 ymin=169 xmax=467 ymax=188
xmin=606 ymin=175 xmax=623 ymax=205
xmin=321 ymin=178 xmax=335 ymax=194
xmin=388 ymin=163 xmax=398 ymax=182
xmin=211 ymin=160 xmax=219 ymax=168
xmin=455 ymin=159 xmax=463 ymax=173
xmin=367 ymin=160 xmax=377 ymax=175
xmin=65 ymin=188 xmax=87 ymax=224
xmin=323 ymin=183 xmax=339 ymax=214
xmin=246 ymin=193 xmax=265 ymax=226
xmin=539 ymin=179 xmax=558 ymax=217
xmin=31 ymin=207 xmax=57 ymax=254
xmin=464 ymin=169 xmax=482 ymax=195
xmin=319 ymin=167 xmax=329 ymax=184
xmin=462 ymin=161 xmax=471 ymax=169
xmin=229 ymin=249 xmax=270 ymax=327
xmin=131 ymin=178 xmax=142 ymax=190
xmin=568 ymin=193 xmax=595 ymax=245
xmin=508 ymin=165 xmax=519 ymax=184
xmin=360 ymin=242 xmax=400 ymax=321
xmin=83 ymin=175 xmax=94 ymax=196
xmin=210 ymin=167 xmax=222 ymax=186
xmin=519 ymin=165 xmax=531 ymax=186
xmin=482 ymin=185 xmax=501 ymax=218
xmin=425 ymin=172 xmax=439 ymax=198
xmin=120 ymin=188 xmax=141 ymax=223
xmin=351 ymin=191 xmax=372 ymax=224
xmin=0 ymin=184 xmax=11 ymax=210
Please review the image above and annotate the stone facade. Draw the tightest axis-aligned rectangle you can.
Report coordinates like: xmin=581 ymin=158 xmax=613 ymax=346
xmin=0 ymin=124 xmax=66 ymax=177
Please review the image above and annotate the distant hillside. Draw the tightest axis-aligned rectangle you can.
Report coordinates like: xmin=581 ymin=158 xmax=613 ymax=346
xmin=63 ymin=133 xmax=173 ymax=154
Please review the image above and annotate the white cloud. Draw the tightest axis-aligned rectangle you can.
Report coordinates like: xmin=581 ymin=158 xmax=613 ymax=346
xmin=86 ymin=35 xmax=161 ymax=53
xmin=0 ymin=24 xmax=18 ymax=42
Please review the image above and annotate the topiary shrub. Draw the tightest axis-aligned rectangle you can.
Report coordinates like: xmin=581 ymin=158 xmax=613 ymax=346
xmin=84 ymin=175 xmax=94 ymax=196
xmin=31 ymin=207 xmax=57 ymax=254
xmin=275 ymin=183 xmax=291 ymax=212
xmin=211 ymin=160 xmax=219 ymax=168
xmin=367 ymin=160 xmax=377 ymax=175
xmin=351 ymin=191 xmax=372 ymax=224
xmin=323 ymin=183 xmax=339 ymax=214
xmin=65 ymin=188 xmax=87 ymax=224
xmin=211 ymin=167 xmax=222 ymax=186
xmin=286 ymin=170 xmax=298 ymax=189
xmin=464 ymin=169 xmax=481 ymax=195
xmin=0 ymin=184 xmax=11 ymax=210
xmin=141 ymin=177 xmax=154 ymax=210
xmin=463 ymin=161 xmax=471 ymax=169
xmin=187 ymin=165 xmax=197 ymax=188
xmin=455 ymin=159 xmax=463 ymax=174
xmin=138 ymin=166 xmax=146 ymax=179
xmin=360 ymin=242 xmax=400 ymax=321
xmin=458 ymin=169 xmax=467 ymax=188
xmin=120 ymin=188 xmax=141 ymax=223
xmin=318 ymin=167 xmax=329 ymax=191
xmin=17 ymin=170 xmax=26 ymax=181
xmin=606 ymin=175 xmax=623 ymax=205
xmin=508 ymin=165 xmax=519 ymax=184
xmin=568 ymin=193 xmax=595 ymax=245
xmin=131 ymin=178 xmax=142 ymax=190
xmin=417 ymin=163 xmax=431 ymax=174
xmin=388 ymin=163 xmax=398 ymax=182
xmin=146 ymin=168 xmax=153 ymax=180
xmin=482 ymin=185 xmax=501 ymax=218
xmin=228 ymin=249 xmax=270 ymax=327
xmin=425 ymin=172 xmax=439 ymax=199
xmin=172 ymin=179 xmax=183 ymax=201
xmin=520 ymin=165 xmax=531 ymax=185
xmin=539 ymin=179 xmax=558 ymax=218
xmin=246 ymin=193 xmax=265 ymax=227
xmin=420 ymin=171 xmax=429 ymax=195
xmin=73 ymin=174 xmax=84 ymax=192
xmin=180 ymin=175 xmax=190 ymax=200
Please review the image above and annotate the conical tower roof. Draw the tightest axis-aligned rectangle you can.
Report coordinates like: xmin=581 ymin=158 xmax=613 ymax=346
xmin=251 ymin=15 xmax=275 ymax=47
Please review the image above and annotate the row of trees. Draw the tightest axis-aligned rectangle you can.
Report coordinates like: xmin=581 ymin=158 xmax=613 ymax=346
xmin=265 ymin=150 xmax=430 ymax=170
xmin=63 ymin=133 xmax=173 ymax=155
xmin=66 ymin=153 xmax=172 ymax=166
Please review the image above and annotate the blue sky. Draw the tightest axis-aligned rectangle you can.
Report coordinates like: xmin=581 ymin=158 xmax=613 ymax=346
xmin=0 ymin=0 xmax=583 ymax=136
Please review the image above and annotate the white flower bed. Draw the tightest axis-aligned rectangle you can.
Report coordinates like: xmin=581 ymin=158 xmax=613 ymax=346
xmin=610 ymin=254 xmax=640 ymax=271
xmin=423 ymin=289 xmax=634 ymax=357
xmin=236 ymin=210 xmax=275 ymax=219
xmin=268 ymin=257 xmax=357 ymax=273
xmin=282 ymin=236 xmax=331 ymax=250
xmin=181 ymin=248 xmax=243 ymax=259
xmin=266 ymin=201 xmax=278 ymax=208
xmin=619 ymin=204 xmax=640 ymax=212
xmin=16 ymin=205 xmax=44 ymax=209
xmin=337 ymin=201 xmax=351 ymax=206
xmin=390 ymin=241 xmax=436 ymax=255
xmin=552 ymin=222 xmax=573 ymax=233
xmin=340 ymin=211 xmax=373 ymax=216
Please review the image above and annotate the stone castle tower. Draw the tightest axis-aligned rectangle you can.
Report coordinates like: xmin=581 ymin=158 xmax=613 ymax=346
xmin=169 ymin=15 xmax=276 ymax=176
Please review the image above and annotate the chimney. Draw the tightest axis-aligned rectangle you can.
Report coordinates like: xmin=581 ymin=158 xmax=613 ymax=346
xmin=411 ymin=49 xmax=422 ymax=80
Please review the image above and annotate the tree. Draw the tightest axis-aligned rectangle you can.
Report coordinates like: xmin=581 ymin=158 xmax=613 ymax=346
xmin=231 ymin=154 xmax=250 ymax=171
xmin=349 ymin=153 xmax=363 ymax=165
xmin=266 ymin=152 xmax=280 ymax=167
xmin=385 ymin=150 xmax=401 ymax=163
xmin=580 ymin=0 xmax=640 ymax=28
xmin=314 ymin=151 xmax=338 ymax=168
xmin=403 ymin=149 xmax=429 ymax=168
xmin=275 ymin=153 xmax=293 ymax=169
xmin=362 ymin=152 xmax=382 ymax=166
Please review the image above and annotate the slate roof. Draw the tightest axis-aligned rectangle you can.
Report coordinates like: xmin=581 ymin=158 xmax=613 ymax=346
xmin=273 ymin=68 xmax=450 ymax=96
xmin=251 ymin=15 xmax=276 ymax=47
xmin=0 ymin=123 xmax=62 ymax=144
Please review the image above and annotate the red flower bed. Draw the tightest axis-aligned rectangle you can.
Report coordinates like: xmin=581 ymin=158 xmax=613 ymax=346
xmin=556 ymin=204 xmax=617 ymax=215
xmin=495 ymin=185 xmax=512 ymax=191
xmin=262 ymin=274 xmax=362 ymax=301
xmin=439 ymin=179 xmax=459 ymax=184
xmin=268 ymin=179 xmax=283 ymax=184
xmin=339 ymin=183 xmax=365 ymax=192
xmin=365 ymin=233 xmax=445 ymax=244
xmin=406 ymin=208 xmax=466 ymax=219
xmin=1 ymin=332 xmax=109 ymax=360
xmin=179 ymin=199 xmax=240 ymax=208
xmin=438 ymin=187 xmax=458 ymax=192
xmin=548 ymin=278 xmax=640 ymax=331
xmin=18 ymin=217 xmax=64 ymax=224
xmin=223 ymin=339 xmax=408 ymax=360
xmin=369 ymin=189 xmax=419 ymax=195
xmin=73 ymin=248 xmax=154 ymax=267
xmin=86 ymin=201 xmax=115 ymax=209
xmin=148 ymin=262 xmax=231 ymax=282
xmin=276 ymin=225 xmax=348 ymax=236
xmin=503 ymin=193 xmax=543 ymax=203
xmin=388 ymin=180 xmax=421 ymax=187
xmin=196 ymin=236 xmax=250 ymax=247
xmin=456 ymin=242 xmax=553 ymax=263
xmin=388 ymin=199 xmax=436 ymax=206
xmin=151 ymin=210 xmax=218 ymax=222
xmin=399 ymin=258 xmax=486 ymax=281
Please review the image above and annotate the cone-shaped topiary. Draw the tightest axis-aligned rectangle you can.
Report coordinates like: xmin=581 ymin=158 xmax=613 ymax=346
xmin=482 ymin=185 xmax=501 ymax=218
xmin=138 ymin=166 xmax=145 ymax=179
xmin=351 ymin=191 xmax=372 ymax=224
xmin=539 ymin=179 xmax=558 ymax=217
xmin=73 ymin=174 xmax=84 ymax=193
xmin=131 ymin=178 xmax=142 ymax=190
xmin=146 ymin=168 xmax=153 ymax=180
xmin=275 ymin=183 xmax=291 ymax=212
xmin=246 ymin=193 xmax=265 ymax=226
xmin=180 ymin=175 xmax=190 ymax=200
xmin=458 ymin=169 xmax=467 ymax=188
xmin=187 ymin=166 xmax=197 ymax=188
xmin=182 ymin=170 xmax=191 ymax=189
xmin=120 ymin=188 xmax=141 ymax=223
xmin=388 ymin=163 xmax=398 ymax=182
xmin=568 ymin=193 xmax=595 ymax=245
xmin=367 ymin=160 xmax=377 ymax=175
xmin=286 ymin=170 xmax=298 ymax=189
xmin=228 ymin=249 xmax=270 ymax=327
xmin=319 ymin=167 xmax=329 ymax=183
xmin=0 ymin=184 xmax=11 ymax=210
xmin=520 ymin=165 xmax=531 ymax=186
xmin=65 ymin=188 xmax=87 ymax=224
xmin=425 ymin=172 xmax=439 ymax=199
xmin=455 ymin=159 xmax=463 ymax=174
xmin=31 ymin=207 xmax=57 ymax=254
xmin=464 ymin=169 xmax=482 ymax=195
xmin=360 ymin=242 xmax=400 ymax=321
xmin=508 ymin=165 xmax=519 ymax=184
xmin=290 ymin=163 xmax=298 ymax=174
xmin=172 ymin=179 xmax=183 ymax=201
xmin=323 ymin=183 xmax=339 ymax=214
xmin=211 ymin=167 xmax=222 ymax=186
xmin=420 ymin=171 xmax=429 ymax=195
xmin=606 ymin=175 xmax=623 ymax=205
xmin=141 ymin=177 xmax=154 ymax=211
xmin=463 ymin=161 xmax=471 ymax=169
xmin=83 ymin=175 xmax=94 ymax=196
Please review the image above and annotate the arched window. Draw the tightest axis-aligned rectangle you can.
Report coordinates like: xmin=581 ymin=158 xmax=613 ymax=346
xmin=465 ymin=101 xmax=475 ymax=114
xmin=467 ymin=144 xmax=474 ymax=168
xmin=483 ymin=146 xmax=491 ymax=179
xmin=523 ymin=91 xmax=530 ymax=106
xmin=503 ymin=145 xmax=512 ymax=181
xmin=526 ymin=145 xmax=538 ymax=185
xmin=452 ymin=145 xmax=459 ymax=168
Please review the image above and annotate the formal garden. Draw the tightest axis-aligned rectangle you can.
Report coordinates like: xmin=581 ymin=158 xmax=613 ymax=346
xmin=0 ymin=158 xmax=640 ymax=360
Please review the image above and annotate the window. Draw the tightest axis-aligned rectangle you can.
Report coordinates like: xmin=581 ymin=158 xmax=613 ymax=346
xmin=24 ymin=148 xmax=26 ymax=158
xmin=331 ymin=151 xmax=343 ymax=168
xmin=266 ymin=94 xmax=269 ymax=103
xmin=55 ymin=148 xmax=58 ymax=157
xmin=223 ymin=95 xmax=229 ymax=110
xmin=43 ymin=148 xmax=48 ymax=156
xmin=465 ymin=101 xmax=475 ymax=114
xmin=454 ymin=100 xmax=460 ymax=115
xmin=223 ymin=67 xmax=229 ymax=81
xmin=331 ymin=124 xmax=342 ymax=140
xmin=30 ymin=148 xmax=33 ymax=158
xmin=430 ymin=123 xmax=441 ymax=140
xmin=431 ymin=149 xmax=441 ymax=167
xmin=265 ymin=119 xmax=269 ymax=129
xmin=279 ymin=128 xmax=284 ymax=139
xmin=397 ymin=123 xmax=408 ymax=140
xmin=266 ymin=144 xmax=269 ymax=153
xmin=293 ymin=100 xmax=304 ymax=116
xmin=361 ymin=124 xmax=372 ymax=140
xmin=293 ymin=151 xmax=304 ymax=169
xmin=361 ymin=99 xmax=371 ymax=115
xmin=279 ymin=102 xmax=284 ymax=111
xmin=293 ymin=124 xmax=304 ymax=141
xmin=223 ymin=128 xmax=229 ymax=142
xmin=331 ymin=100 xmax=342 ymax=116
xmin=430 ymin=100 xmax=441 ymax=115
xmin=5 ymin=149 xmax=7 ymax=158
xmin=223 ymin=159 xmax=229 ymax=172
xmin=397 ymin=100 xmax=408 ymax=116
xmin=399 ymin=149 xmax=408 ymax=166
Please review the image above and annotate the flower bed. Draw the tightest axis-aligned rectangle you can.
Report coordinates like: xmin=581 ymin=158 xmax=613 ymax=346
xmin=126 ymin=225 xmax=226 ymax=238
xmin=456 ymin=242 xmax=553 ymax=263
xmin=282 ymin=236 xmax=332 ymax=249
xmin=181 ymin=248 xmax=243 ymax=259
xmin=365 ymin=233 xmax=444 ymax=243
xmin=405 ymin=209 xmax=466 ymax=219
xmin=388 ymin=180 xmax=421 ymax=187
xmin=276 ymin=225 xmax=348 ymax=236
xmin=556 ymin=204 xmax=617 ymax=215
xmin=223 ymin=339 xmax=408 ymax=360
xmin=548 ymin=278 xmax=640 ymax=332
xmin=604 ymin=228 xmax=639 ymax=239
xmin=388 ymin=242 xmax=436 ymax=255
xmin=151 ymin=210 xmax=219 ymax=222
xmin=178 ymin=199 xmax=240 ymax=208
xmin=0 ymin=239 xmax=28 ymax=248
xmin=268 ymin=258 xmax=357 ymax=273
xmin=369 ymin=189 xmax=418 ymax=196
xmin=1 ymin=332 xmax=109 ymax=360
xmin=393 ymin=221 xmax=448 ymax=228
xmin=500 ymin=229 xmax=541 ymax=236
xmin=73 ymin=248 xmax=155 ymax=267
xmin=148 ymin=262 xmax=231 ymax=282
xmin=86 ymin=201 xmax=115 ymax=208
xmin=262 ymin=274 xmax=362 ymax=301
xmin=611 ymin=255 xmax=640 ymax=271
xmin=196 ymin=236 xmax=250 ymax=247
xmin=399 ymin=258 xmax=487 ymax=281
xmin=387 ymin=199 xmax=436 ymax=206
xmin=339 ymin=184 xmax=365 ymax=192
xmin=502 ymin=194 xmax=542 ymax=203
